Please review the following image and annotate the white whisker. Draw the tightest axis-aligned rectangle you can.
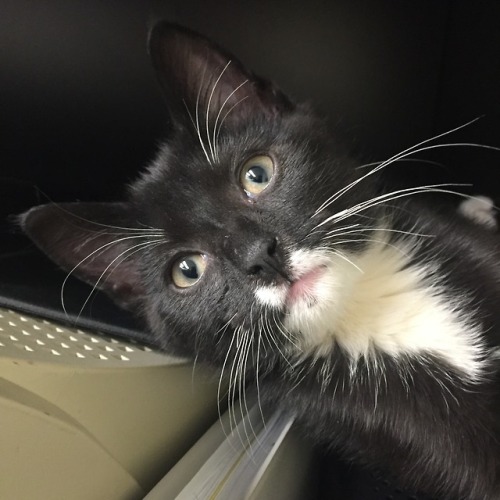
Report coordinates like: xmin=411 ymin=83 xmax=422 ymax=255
xmin=227 ymin=325 xmax=243 ymax=437
xmin=272 ymin=309 xmax=300 ymax=348
xmin=316 ymin=184 xmax=472 ymax=229
xmin=214 ymin=95 xmax=250 ymax=152
xmin=324 ymin=227 xmax=433 ymax=239
xmin=217 ymin=321 xmax=238 ymax=438
xmin=255 ymin=328 xmax=266 ymax=427
xmin=328 ymin=238 xmax=413 ymax=259
xmin=331 ymin=249 xmax=364 ymax=273
xmin=239 ymin=328 xmax=260 ymax=449
xmin=262 ymin=309 xmax=294 ymax=368
xmin=205 ymin=60 xmax=232 ymax=163
xmin=355 ymin=157 xmax=446 ymax=170
xmin=47 ymin=204 xmax=163 ymax=234
xmin=230 ymin=327 xmax=253 ymax=446
xmin=212 ymin=79 xmax=249 ymax=162
xmin=313 ymin=117 xmax=484 ymax=216
xmin=194 ymin=64 xmax=213 ymax=166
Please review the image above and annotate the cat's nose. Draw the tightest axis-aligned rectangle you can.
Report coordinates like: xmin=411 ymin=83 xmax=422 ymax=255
xmin=245 ymin=237 xmax=288 ymax=282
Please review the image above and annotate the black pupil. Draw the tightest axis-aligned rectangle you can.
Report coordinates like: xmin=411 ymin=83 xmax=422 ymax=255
xmin=246 ymin=165 xmax=268 ymax=184
xmin=179 ymin=259 xmax=199 ymax=280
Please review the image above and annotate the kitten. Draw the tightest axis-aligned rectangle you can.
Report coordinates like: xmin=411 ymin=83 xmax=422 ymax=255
xmin=20 ymin=23 xmax=500 ymax=499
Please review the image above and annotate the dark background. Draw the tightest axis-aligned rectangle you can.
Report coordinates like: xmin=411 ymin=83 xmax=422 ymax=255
xmin=1 ymin=0 xmax=499 ymax=217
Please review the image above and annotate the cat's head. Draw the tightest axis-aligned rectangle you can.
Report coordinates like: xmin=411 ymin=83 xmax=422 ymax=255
xmin=21 ymin=23 xmax=378 ymax=368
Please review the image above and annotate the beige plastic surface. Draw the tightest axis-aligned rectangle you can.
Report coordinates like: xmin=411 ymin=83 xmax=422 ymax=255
xmin=146 ymin=407 xmax=316 ymax=500
xmin=0 ymin=307 xmax=221 ymax=499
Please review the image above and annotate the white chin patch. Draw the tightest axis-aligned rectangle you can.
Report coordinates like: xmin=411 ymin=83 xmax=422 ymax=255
xmin=253 ymin=248 xmax=336 ymax=311
xmin=254 ymin=284 xmax=288 ymax=309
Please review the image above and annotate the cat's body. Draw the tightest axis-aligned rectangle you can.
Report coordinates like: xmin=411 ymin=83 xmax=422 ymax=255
xmin=261 ymin=204 xmax=500 ymax=498
xmin=20 ymin=23 xmax=500 ymax=499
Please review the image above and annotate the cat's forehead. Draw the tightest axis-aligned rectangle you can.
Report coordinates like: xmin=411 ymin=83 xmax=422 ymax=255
xmin=130 ymin=109 xmax=349 ymax=244
xmin=133 ymin=154 xmax=240 ymax=239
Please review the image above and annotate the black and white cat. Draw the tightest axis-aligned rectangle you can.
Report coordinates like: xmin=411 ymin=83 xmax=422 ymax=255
xmin=21 ymin=23 xmax=500 ymax=499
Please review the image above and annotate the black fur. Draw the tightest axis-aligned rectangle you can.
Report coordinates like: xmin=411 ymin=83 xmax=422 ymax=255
xmin=20 ymin=23 xmax=500 ymax=499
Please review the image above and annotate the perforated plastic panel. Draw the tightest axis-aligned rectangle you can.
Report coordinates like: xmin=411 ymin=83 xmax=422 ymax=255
xmin=0 ymin=307 xmax=179 ymax=367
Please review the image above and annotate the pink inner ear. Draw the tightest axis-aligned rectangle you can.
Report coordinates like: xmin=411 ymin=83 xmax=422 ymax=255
xmin=21 ymin=202 xmax=146 ymax=312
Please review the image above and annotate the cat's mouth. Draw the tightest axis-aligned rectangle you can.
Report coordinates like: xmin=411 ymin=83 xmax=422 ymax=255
xmin=254 ymin=250 xmax=332 ymax=311
xmin=286 ymin=265 xmax=328 ymax=308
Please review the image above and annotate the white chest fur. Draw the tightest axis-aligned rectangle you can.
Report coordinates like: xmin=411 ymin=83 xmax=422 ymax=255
xmin=255 ymin=241 xmax=486 ymax=382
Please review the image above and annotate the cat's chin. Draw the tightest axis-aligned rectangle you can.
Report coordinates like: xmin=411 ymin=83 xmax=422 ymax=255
xmin=253 ymin=248 xmax=334 ymax=312
xmin=286 ymin=266 xmax=328 ymax=308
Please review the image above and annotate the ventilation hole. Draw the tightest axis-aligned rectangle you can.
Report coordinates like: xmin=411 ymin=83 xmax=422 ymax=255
xmin=110 ymin=338 xmax=119 ymax=344
xmin=20 ymin=316 xmax=28 ymax=322
xmin=22 ymin=330 xmax=31 ymax=336
xmin=46 ymin=333 xmax=55 ymax=339
xmin=33 ymin=325 xmax=41 ymax=330
xmin=120 ymin=355 xmax=130 ymax=361
xmin=56 ymin=327 xmax=64 ymax=333
xmin=69 ymin=336 xmax=78 ymax=342
xmin=83 ymin=345 xmax=93 ymax=351
xmin=90 ymin=337 xmax=100 ymax=344
xmin=51 ymin=349 xmax=61 ymax=356
xmin=24 ymin=345 xmax=34 ymax=352
xmin=99 ymin=354 xmax=108 ymax=360
xmin=104 ymin=346 xmax=114 ymax=352
xmin=77 ymin=329 xmax=85 ymax=334
xmin=76 ymin=353 xmax=85 ymax=359
xmin=8 ymin=321 xmax=17 ymax=327
xmin=10 ymin=335 xmax=18 ymax=341
xmin=0 ymin=327 xmax=3 ymax=331
xmin=36 ymin=340 xmax=45 ymax=346
xmin=60 ymin=343 xmax=70 ymax=349
xmin=0 ymin=342 xmax=4 ymax=347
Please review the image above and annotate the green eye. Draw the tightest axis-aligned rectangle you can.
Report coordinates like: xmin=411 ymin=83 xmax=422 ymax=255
xmin=240 ymin=155 xmax=275 ymax=195
xmin=171 ymin=254 xmax=207 ymax=288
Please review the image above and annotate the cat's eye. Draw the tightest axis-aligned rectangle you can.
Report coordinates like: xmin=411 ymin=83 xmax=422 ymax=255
xmin=240 ymin=155 xmax=275 ymax=196
xmin=171 ymin=254 xmax=207 ymax=288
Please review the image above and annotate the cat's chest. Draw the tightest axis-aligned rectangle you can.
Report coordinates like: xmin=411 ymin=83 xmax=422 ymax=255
xmin=258 ymin=238 xmax=486 ymax=382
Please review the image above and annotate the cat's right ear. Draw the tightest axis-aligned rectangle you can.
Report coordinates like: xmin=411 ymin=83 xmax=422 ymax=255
xmin=19 ymin=202 xmax=146 ymax=312
xmin=148 ymin=22 xmax=294 ymax=127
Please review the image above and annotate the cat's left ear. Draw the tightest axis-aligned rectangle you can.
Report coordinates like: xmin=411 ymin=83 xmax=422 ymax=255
xmin=20 ymin=202 xmax=147 ymax=312
xmin=148 ymin=22 xmax=295 ymax=126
